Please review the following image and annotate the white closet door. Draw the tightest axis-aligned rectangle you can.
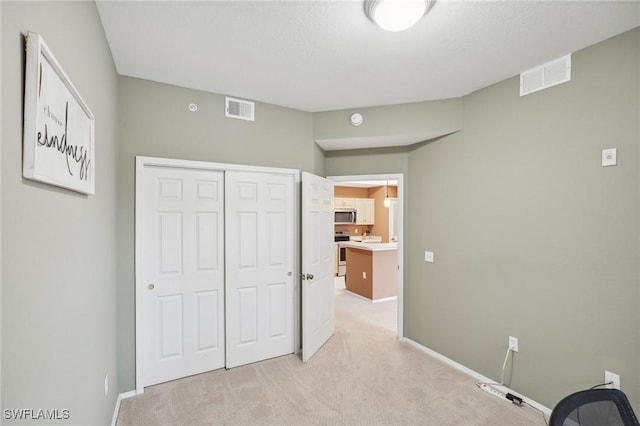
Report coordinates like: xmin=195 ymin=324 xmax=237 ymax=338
xmin=301 ymin=172 xmax=335 ymax=362
xmin=141 ymin=167 xmax=225 ymax=387
xmin=225 ymin=171 xmax=295 ymax=368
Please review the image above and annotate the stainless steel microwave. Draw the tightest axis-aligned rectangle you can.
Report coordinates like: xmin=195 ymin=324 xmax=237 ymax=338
xmin=334 ymin=209 xmax=356 ymax=224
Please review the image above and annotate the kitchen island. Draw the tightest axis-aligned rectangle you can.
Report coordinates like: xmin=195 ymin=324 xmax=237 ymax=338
xmin=341 ymin=241 xmax=398 ymax=301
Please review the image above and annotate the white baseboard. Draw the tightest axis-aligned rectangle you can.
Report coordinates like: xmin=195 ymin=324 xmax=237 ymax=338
xmin=344 ymin=290 xmax=397 ymax=304
xmin=372 ymin=295 xmax=397 ymax=303
xmin=400 ymin=337 xmax=552 ymax=417
xmin=111 ymin=390 xmax=136 ymax=426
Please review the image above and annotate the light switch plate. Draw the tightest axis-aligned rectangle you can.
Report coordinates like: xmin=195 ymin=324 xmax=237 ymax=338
xmin=424 ymin=251 xmax=434 ymax=263
xmin=602 ymin=148 xmax=617 ymax=166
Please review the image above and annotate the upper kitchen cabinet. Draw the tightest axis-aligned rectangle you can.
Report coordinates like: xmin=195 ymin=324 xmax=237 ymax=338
xmin=355 ymin=198 xmax=375 ymax=225
xmin=335 ymin=197 xmax=356 ymax=209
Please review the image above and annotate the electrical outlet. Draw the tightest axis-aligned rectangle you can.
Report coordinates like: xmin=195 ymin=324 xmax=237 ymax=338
xmin=605 ymin=370 xmax=620 ymax=389
xmin=602 ymin=148 xmax=617 ymax=167
xmin=104 ymin=374 xmax=109 ymax=396
xmin=424 ymin=251 xmax=434 ymax=263
xmin=508 ymin=336 xmax=519 ymax=352
xmin=362 ymin=272 xmax=366 ymax=279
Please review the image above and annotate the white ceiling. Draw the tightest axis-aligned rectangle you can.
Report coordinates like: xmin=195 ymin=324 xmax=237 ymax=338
xmin=96 ymin=0 xmax=639 ymax=114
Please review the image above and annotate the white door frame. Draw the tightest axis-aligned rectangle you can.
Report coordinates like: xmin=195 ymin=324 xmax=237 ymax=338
xmin=135 ymin=156 xmax=300 ymax=394
xmin=327 ymin=173 xmax=405 ymax=340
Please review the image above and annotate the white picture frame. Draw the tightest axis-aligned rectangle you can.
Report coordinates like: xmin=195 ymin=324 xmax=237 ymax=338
xmin=23 ymin=32 xmax=95 ymax=195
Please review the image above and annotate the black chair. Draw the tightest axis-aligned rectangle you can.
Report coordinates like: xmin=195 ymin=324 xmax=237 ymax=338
xmin=549 ymin=388 xmax=640 ymax=426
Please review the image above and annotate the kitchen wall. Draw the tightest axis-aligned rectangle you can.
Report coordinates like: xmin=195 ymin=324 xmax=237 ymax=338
xmin=324 ymin=28 xmax=640 ymax=410
xmin=369 ymin=186 xmax=397 ymax=243
xmin=335 ymin=186 xmax=369 ymax=198
xmin=116 ymin=76 xmax=319 ymax=391
xmin=2 ymin=2 xmax=119 ymax=424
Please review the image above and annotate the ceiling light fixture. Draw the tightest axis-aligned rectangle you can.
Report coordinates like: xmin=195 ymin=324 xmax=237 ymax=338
xmin=364 ymin=0 xmax=435 ymax=32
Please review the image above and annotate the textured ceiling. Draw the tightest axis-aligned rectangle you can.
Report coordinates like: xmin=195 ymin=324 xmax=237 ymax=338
xmin=96 ymin=0 xmax=639 ymax=114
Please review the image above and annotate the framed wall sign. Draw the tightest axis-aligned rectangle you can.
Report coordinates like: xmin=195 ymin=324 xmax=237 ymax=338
xmin=23 ymin=32 xmax=95 ymax=195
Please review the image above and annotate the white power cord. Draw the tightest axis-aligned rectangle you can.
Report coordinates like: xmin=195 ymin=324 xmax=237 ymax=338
xmin=475 ymin=347 xmax=550 ymax=424
xmin=499 ymin=346 xmax=512 ymax=386
xmin=476 ymin=346 xmax=513 ymax=388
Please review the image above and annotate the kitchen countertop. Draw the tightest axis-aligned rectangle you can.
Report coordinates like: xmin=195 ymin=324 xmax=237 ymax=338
xmin=340 ymin=241 xmax=398 ymax=252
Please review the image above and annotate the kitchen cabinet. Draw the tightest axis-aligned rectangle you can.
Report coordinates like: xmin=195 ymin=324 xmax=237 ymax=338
xmin=334 ymin=197 xmax=355 ymax=209
xmin=355 ymin=198 xmax=375 ymax=225
xmin=342 ymin=242 xmax=398 ymax=301
xmin=334 ymin=197 xmax=374 ymax=225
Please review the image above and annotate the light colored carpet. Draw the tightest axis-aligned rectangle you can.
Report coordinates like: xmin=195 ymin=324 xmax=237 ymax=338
xmin=117 ymin=290 xmax=546 ymax=425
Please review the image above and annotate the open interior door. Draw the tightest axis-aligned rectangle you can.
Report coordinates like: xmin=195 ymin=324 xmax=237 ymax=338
xmin=301 ymin=172 xmax=335 ymax=362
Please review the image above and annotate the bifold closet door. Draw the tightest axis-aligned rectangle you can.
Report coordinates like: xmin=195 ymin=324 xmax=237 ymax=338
xmin=141 ymin=167 xmax=225 ymax=387
xmin=225 ymin=171 xmax=295 ymax=368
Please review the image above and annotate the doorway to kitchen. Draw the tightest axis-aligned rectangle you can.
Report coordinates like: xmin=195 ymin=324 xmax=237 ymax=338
xmin=327 ymin=173 xmax=404 ymax=339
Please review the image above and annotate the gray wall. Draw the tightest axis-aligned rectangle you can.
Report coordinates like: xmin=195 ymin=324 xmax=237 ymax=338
xmin=1 ymin=2 xmax=119 ymax=425
xmin=323 ymin=146 xmax=409 ymax=177
xmin=313 ymin=99 xmax=462 ymax=145
xmin=312 ymin=142 xmax=326 ymax=177
xmin=406 ymin=28 xmax=640 ymax=409
xmin=116 ymin=76 xmax=318 ymax=391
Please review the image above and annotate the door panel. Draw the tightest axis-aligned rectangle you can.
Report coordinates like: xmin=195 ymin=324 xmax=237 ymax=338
xmin=141 ymin=167 xmax=225 ymax=387
xmin=225 ymin=171 xmax=295 ymax=368
xmin=159 ymin=212 xmax=182 ymax=274
xmin=196 ymin=290 xmax=220 ymax=351
xmin=159 ymin=294 xmax=183 ymax=358
xmin=268 ymin=283 xmax=286 ymax=337
xmin=238 ymin=286 xmax=258 ymax=345
xmin=196 ymin=213 xmax=219 ymax=270
xmin=302 ymin=172 xmax=335 ymax=362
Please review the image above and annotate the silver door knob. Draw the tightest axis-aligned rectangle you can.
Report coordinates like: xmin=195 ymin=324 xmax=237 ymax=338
xmin=148 ymin=284 xmax=155 ymax=290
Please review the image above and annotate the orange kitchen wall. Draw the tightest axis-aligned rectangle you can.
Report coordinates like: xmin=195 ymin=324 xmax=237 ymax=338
xmin=368 ymin=186 xmax=387 ymax=242
xmin=334 ymin=186 xmax=369 ymax=198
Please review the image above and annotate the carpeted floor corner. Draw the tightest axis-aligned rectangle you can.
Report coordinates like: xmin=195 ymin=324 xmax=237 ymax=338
xmin=116 ymin=290 xmax=546 ymax=425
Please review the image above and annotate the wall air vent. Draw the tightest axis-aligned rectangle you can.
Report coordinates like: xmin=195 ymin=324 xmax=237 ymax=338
xmin=520 ymin=54 xmax=571 ymax=96
xmin=225 ymin=97 xmax=255 ymax=121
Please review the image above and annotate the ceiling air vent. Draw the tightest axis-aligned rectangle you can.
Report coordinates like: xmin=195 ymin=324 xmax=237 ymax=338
xmin=225 ymin=97 xmax=255 ymax=121
xmin=520 ymin=54 xmax=571 ymax=96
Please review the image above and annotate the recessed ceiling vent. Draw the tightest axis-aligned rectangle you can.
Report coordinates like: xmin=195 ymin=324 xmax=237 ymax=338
xmin=225 ymin=97 xmax=255 ymax=121
xmin=520 ymin=54 xmax=571 ymax=96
